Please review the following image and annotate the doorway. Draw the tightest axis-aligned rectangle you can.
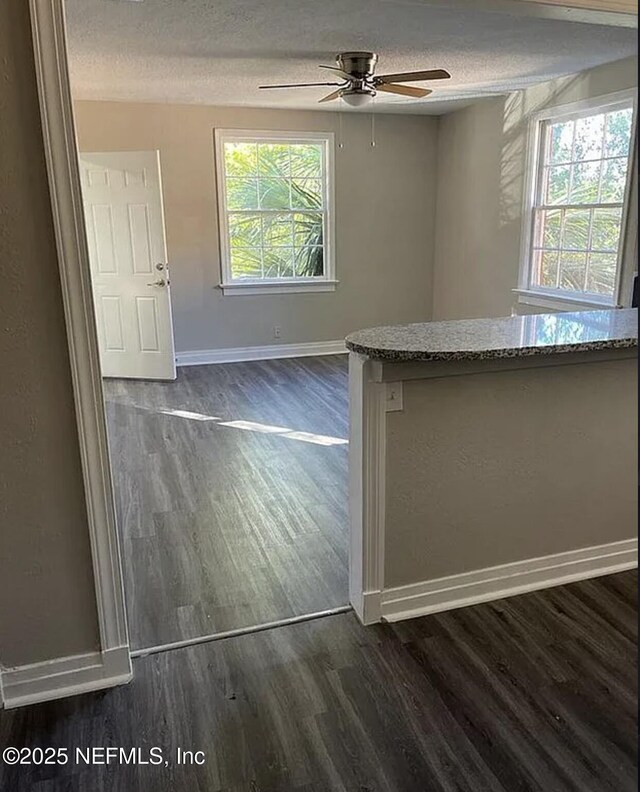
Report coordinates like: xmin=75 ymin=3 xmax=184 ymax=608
xmin=78 ymin=153 xmax=349 ymax=653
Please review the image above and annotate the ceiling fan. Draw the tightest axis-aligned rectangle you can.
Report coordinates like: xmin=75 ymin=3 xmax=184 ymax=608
xmin=259 ymin=52 xmax=451 ymax=107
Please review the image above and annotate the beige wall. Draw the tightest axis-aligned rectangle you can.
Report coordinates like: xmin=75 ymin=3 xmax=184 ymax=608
xmin=384 ymin=355 xmax=637 ymax=588
xmin=432 ymin=56 xmax=638 ymax=321
xmin=0 ymin=2 xmax=100 ymax=667
xmin=74 ymin=102 xmax=439 ymax=353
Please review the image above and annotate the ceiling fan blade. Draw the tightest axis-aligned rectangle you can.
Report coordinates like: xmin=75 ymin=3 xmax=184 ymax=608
xmin=259 ymin=81 xmax=342 ymax=90
xmin=376 ymin=69 xmax=451 ymax=84
xmin=319 ymin=88 xmax=344 ymax=103
xmin=319 ymin=64 xmax=353 ymax=80
xmin=377 ymin=83 xmax=432 ymax=98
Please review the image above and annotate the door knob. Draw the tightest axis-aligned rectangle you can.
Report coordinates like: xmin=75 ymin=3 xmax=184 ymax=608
xmin=147 ymin=278 xmax=166 ymax=287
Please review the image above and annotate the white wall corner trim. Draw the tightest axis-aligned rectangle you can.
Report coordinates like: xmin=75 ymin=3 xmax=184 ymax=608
xmin=25 ymin=0 xmax=131 ymax=706
xmin=381 ymin=538 xmax=638 ymax=623
xmin=1 ymin=647 xmax=132 ymax=710
xmin=348 ymin=353 xmax=387 ymax=625
xmin=176 ymin=340 xmax=347 ymax=366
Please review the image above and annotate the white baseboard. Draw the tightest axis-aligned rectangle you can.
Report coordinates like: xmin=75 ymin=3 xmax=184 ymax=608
xmin=379 ymin=538 xmax=638 ymax=623
xmin=1 ymin=646 xmax=132 ymax=709
xmin=176 ymin=340 xmax=347 ymax=367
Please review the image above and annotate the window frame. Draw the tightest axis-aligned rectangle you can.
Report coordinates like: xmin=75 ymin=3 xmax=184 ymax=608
xmin=214 ymin=129 xmax=337 ymax=295
xmin=516 ymin=88 xmax=637 ymax=310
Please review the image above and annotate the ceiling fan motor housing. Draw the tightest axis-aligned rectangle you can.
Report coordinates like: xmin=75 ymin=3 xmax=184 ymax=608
xmin=336 ymin=51 xmax=378 ymax=80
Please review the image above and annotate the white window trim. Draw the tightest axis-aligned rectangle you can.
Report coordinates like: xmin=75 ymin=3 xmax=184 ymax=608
xmin=516 ymin=88 xmax=637 ymax=311
xmin=214 ymin=129 xmax=337 ymax=295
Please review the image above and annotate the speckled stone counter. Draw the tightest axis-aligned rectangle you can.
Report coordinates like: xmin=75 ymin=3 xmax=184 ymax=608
xmin=345 ymin=308 xmax=638 ymax=362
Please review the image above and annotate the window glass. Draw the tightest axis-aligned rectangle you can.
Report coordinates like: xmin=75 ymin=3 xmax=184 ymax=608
xmin=220 ymin=138 xmax=329 ymax=282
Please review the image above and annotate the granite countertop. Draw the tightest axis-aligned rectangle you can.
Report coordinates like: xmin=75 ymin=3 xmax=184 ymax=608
xmin=345 ymin=308 xmax=638 ymax=362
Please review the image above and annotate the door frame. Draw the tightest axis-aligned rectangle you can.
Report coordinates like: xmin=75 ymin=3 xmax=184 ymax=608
xmin=29 ymin=0 xmax=131 ymax=684
xmin=28 ymin=0 xmax=366 ymax=704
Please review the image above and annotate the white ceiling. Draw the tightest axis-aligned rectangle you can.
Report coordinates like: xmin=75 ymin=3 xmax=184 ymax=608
xmin=64 ymin=0 xmax=637 ymax=115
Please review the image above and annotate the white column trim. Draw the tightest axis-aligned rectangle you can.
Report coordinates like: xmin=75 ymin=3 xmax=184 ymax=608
xmin=26 ymin=0 xmax=131 ymax=682
xmin=348 ymin=353 xmax=386 ymax=624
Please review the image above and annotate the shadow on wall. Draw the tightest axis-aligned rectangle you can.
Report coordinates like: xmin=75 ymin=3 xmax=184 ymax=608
xmin=499 ymin=74 xmax=582 ymax=228
xmin=497 ymin=75 xmax=588 ymax=316
xmin=431 ymin=58 xmax=635 ymax=323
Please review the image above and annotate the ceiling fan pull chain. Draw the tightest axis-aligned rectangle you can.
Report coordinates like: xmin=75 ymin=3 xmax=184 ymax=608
xmin=338 ymin=100 xmax=345 ymax=149
xmin=370 ymin=96 xmax=376 ymax=148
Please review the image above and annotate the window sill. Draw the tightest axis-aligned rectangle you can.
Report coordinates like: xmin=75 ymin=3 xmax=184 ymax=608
xmin=219 ymin=280 xmax=338 ymax=296
xmin=513 ymin=288 xmax=618 ymax=313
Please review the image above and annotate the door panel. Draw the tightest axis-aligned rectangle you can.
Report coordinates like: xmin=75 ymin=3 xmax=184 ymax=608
xmin=101 ymin=296 xmax=125 ymax=351
xmin=128 ymin=204 xmax=154 ymax=274
xmin=79 ymin=151 xmax=176 ymax=380
xmin=91 ymin=205 xmax=117 ymax=274
xmin=136 ymin=297 xmax=161 ymax=351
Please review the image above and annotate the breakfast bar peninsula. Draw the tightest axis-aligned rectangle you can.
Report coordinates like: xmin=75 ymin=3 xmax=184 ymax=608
xmin=345 ymin=309 xmax=638 ymax=624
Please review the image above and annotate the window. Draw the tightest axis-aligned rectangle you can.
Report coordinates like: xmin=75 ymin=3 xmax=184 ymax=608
xmin=519 ymin=92 xmax=635 ymax=308
xmin=214 ymin=130 xmax=335 ymax=294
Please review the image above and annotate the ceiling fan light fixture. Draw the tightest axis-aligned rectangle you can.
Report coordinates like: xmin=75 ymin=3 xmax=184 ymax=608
xmin=340 ymin=90 xmax=374 ymax=107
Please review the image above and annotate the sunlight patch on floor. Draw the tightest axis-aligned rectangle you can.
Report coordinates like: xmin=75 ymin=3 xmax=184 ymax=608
xmin=159 ymin=408 xmax=221 ymax=421
xmin=155 ymin=408 xmax=348 ymax=446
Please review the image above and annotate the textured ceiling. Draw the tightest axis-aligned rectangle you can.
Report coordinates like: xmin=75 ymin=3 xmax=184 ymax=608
xmin=64 ymin=0 xmax=637 ymax=115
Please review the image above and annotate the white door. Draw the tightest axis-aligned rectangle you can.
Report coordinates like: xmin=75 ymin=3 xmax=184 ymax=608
xmin=79 ymin=151 xmax=176 ymax=380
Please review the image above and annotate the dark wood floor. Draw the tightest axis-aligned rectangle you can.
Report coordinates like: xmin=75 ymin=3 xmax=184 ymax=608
xmin=103 ymin=355 xmax=349 ymax=650
xmin=1 ymin=571 xmax=636 ymax=791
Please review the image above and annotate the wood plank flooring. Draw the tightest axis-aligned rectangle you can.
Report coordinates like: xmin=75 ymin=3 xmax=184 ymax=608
xmin=102 ymin=355 xmax=349 ymax=650
xmin=0 ymin=571 xmax=636 ymax=792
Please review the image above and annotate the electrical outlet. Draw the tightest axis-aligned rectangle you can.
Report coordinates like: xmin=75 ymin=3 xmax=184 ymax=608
xmin=385 ymin=382 xmax=403 ymax=412
xmin=273 ymin=326 xmax=281 ymax=339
